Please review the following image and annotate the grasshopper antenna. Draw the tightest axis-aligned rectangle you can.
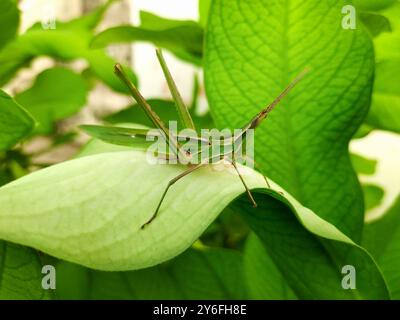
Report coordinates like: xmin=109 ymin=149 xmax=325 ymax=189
xmin=247 ymin=68 xmax=310 ymax=130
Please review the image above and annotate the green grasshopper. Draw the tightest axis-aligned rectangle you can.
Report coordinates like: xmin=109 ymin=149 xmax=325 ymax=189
xmin=81 ymin=49 xmax=308 ymax=229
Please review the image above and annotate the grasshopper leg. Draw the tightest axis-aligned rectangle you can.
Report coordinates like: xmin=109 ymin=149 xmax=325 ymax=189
xmin=243 ymin=156 xmax=271 ymax=189
xmin=141 ymin=162 xmax=207 ymax=229
xmin=231 ymin=160 xmax=257 ymax=208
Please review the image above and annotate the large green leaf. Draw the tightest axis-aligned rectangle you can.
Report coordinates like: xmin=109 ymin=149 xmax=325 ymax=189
xmin=0 ymin=0 xmax=19 ymax=50
xmin=0 ymin=150 xmax=389 ymax=298
xmin=56 ymin=247 xmax=246 ymax=299
xmin=363 ymin=196 xmax=400 ymax=299
xmin=0 ymin=241 xmax=48 ymax=300
xmin=15 ymin=68 xmax=88 ymax=134
xmin=91 ymin=11 xmax=203 ymax=65
xmin=236 ymin=193 xmax=388 ymax=299
xmin=0 ymin=90 xmax=35 ymax=151
xmin=204 ymin=0 xmax=374 ymax=239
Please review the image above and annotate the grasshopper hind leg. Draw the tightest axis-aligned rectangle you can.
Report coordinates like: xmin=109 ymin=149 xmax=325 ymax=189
xmin=141 ymin=162 xmax=207 ymax=229
xmin=231 ymin=160 xmax=258 ymax=208
xmin=262 ymin=175 xmax=271 ymax=189
xmin=244 ymin=156 xmax=271 ymax=189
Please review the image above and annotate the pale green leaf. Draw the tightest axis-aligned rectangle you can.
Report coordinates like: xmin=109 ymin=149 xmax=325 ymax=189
xmin=0 ymin=151 xmax=389 ymax=298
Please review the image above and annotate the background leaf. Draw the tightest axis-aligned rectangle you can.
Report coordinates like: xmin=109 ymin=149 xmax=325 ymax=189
xmin=105 ymin=99 xmax=214 ymax=131
xmin=354 ymin=0 xmax=397 ymax=12
xmin=62 ymin=0 xmax=116 ymax=30
xmin=204 ymin=0 xmax=374 ymax=239
xmin=0 ymin=2 xmax=137 ymax=92
xmin=350 ymin=153 xmax=377 ymax=175
xmin=366 ymin=60 xmax=400 ymax=133
xmin=56 ymin=247 xmax=246 ymax=299
xmin=360 ymin=12 xmax=392 ymax=37
xmin=236 ymin=192 xmax=388 ymax=299
xmin=363 ymin=196 xmax=400 ymax=299
xmin=362 ymin=184 xmax=384 ymax=211
xmin=199 ymin=0 xmax=212 ymax=27
xmin=374 ymin=3 xmax=400 ymax=61
xmin=0 ymin=241 xmax=48 ymax=300
xmin=15 ymin=68 xmax=88 ymax=134
xmin=106 ymin=100 xmax=181 ymax=128
xmin=91 ymin=11 xmax=204 ymax=65
xmin=244 ymin=234 xmax=296 ymax=299
xmin=0 ymin=90 xmax=35 ymax=151
xmin=0 ymin=0 xmax=19 ymax=50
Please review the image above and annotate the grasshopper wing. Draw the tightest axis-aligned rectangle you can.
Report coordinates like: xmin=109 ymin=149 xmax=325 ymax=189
xmin=80 ymin=124 xmax=161 ymax=149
